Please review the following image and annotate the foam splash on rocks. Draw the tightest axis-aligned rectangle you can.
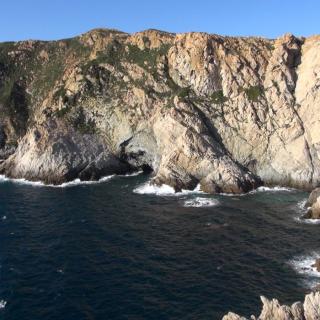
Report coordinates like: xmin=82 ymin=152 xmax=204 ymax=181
xmin=254 ymin=186 xmax=295 ymax=193
xmin=0 ymin=174 xmax=115 ymax=188
xmin=133 ymin=182 xmax=202 ymax=196
xmin=219 ymin=185 xmax=295 ymax=197
xmin=290 ymin=252 xmax=320 ymax=287
xmin=120 ymin=171 xmax=143 ymax=177
xmin=293 ymin=199 xmax=320 ymax=224
xmin=295 ymin=216 xmax=320 ymax=225
xmin=184 ymin=197 xmax=219 ymax=207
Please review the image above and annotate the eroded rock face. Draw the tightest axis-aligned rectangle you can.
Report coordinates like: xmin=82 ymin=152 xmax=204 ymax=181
xmin=0 ymin=29 xmax=319 ymax=190
xmin=0 ymin=120 xmax=130 ymax=184
xmin=222 ymin=292 xmax=320 ymax=320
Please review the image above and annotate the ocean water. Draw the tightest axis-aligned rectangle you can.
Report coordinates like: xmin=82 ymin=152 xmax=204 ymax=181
xmin=0 ymin=173 xmax=319 ymax=320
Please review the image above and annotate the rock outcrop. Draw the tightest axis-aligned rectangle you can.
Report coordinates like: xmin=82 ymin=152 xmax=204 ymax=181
xmin=304 ymin=188 xmax=320 ymax=219
xmin=223 ymin=292 xmax=320 ymax=320
xmin=0 ymin=29 xmax=319 ymax=192
xmin=312 ymin=259 xmax=320 ymax=272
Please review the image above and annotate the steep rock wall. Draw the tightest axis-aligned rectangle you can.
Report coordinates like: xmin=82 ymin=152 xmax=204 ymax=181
xmin=0 ymin=29 xmax=319 ymax=192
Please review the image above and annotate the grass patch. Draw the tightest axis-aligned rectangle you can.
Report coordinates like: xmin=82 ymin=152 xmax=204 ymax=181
xmin=82 ymin=41 xmax=171 ymax=76
xmin=0 ymin=80 xmax=14 ymax=106
xmin=177 ymin=86 xmax=191 ymax=99
xmin=55 ymin=105 xmax=71 ymax=118
xmin=126 ymin=43 xmax=171 ymax=70
xmin=211 ymin=90 xmax=228 ymax=104
xmin=266 ymin=43 xmax=275 ymax=51
xmin=243 ymin=85 xmax=263 ymax=102
xmin=64 ymin=38 xmax=91 ymax=57
xmin=72 ymin=108 xmax=97 ymax=134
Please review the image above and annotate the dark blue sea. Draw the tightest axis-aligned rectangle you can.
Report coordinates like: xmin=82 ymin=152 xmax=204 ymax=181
xmin=0 ymin=173 xmax=319 ymax=320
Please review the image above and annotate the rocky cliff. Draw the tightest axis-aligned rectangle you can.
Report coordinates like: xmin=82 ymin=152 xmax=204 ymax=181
xmin=223 ymin=292 xmax=320 ymax=320
xmin=0 ymin=29 xmax=320 ymax=193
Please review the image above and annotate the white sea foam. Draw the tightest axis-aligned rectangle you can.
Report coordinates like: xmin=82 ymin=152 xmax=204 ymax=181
xmin=184 ymin=197 xmax=219 ymax=207
xmin=119 ymin=171 xmax=143 ymax=177
xmin=0 ymin=300 xmax=6 ymax=309
xmin=0 ymin=174 xmax=115 ymax=188
xmin=293 ymin=199 xmax=320 ymax=224
xmin=58 ymin=175 xmax=114 ymax=187
xmin=290 ymin=252 xmax=320 ymax=287
xmin=297 ymin=199 xmax=307 ymax=211
xmin=295 ymin=216 xmax=320 ymax=225
xmin=0 ymin=175 xmax=44 ymax=186
xmin=218 ymin=185 xmax=295 ymax=197
xmin=133 ymin=182 xmax=176 ymax=195
xmin=133 ymin=182 xmax=202 ymax=196
xmin=254 ymin=186 xmax=295 ymax=193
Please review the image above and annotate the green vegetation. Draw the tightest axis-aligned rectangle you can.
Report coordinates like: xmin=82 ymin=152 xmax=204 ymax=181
xmin=75 ymin=120 xmax=97 ymax=134
xmin=55 ymin=105 xmax=71 ymax=118
xmin=0 ymin=80 xmax=14 ymax=106
xmin=72 ymin=108 xmax=97 ymax=134
xmin=164 ymin=97 xmax=175 ymax=109
xmin=210 ymin=90 xmax=228 ymax=104
xmin=266 ymin=43 xmax=275 ymax=51
xmin=0 ymin=82 xmax=29 ymax=135
xmin=177 ymin=86 xmax=191 ymax=99
xmin=82 ymin=40 xmax=171 ymax=76
xmin=244 ymin=85 xmax=264 ymax=102
xmin=64 ymin=38 xmax=91 ymax=57
xmin=81 ymin=41 xmax=124 ymax=74
xmin=126 ymin=43 xmax=171 ymax=70
xmin=31 ymin=44 xmax=71 ymax=97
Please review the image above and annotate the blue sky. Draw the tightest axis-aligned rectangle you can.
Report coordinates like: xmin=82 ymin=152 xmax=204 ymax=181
xmin=1 ymin=0 xmax=319 ymax=41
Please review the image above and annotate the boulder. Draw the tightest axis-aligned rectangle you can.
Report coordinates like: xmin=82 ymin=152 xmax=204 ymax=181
xmin=311 ymin=258 xmax=320 ymax=272
xmin=304 ymin=188 xmax=320 ymax=219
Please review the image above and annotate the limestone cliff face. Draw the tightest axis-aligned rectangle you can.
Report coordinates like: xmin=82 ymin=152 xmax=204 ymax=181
xmin=0 ymin=28 xmax=319 ymax=192
xmin=223 ymin=292 xmax=320 ymax=320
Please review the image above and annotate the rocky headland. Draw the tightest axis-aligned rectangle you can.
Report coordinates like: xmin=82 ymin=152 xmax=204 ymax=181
xmin=1 ymin=27 xmax=320 ymax=319
xmin=223 ymin=292 xmax=320 ymax=320
xmin=0 ymin=29 xmax=319 ymax=194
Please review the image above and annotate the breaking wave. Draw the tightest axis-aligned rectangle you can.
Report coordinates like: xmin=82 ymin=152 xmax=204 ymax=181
xmin=219 ymin=186 xmax=295 ymax=197
xmin=253 ymin=186 xmax=295 ymax=193
xmin=134 ymin=182 xmax=297 ymax=197
xmin=295 ymin=216 xmax=320 ymax=225
xmin=297 ymin=199 xmax=308 ymax=211
xmin=133 ymin=182 xmax=202 ymax=196
xmin=119 ymin=171 xmax=143 ymax=177
xmin=290 ymin=252 xmax=320 ymax=287
xmin=293 ymin=199 xmax=320 ymax=224
xmin=184 ymin=197 xmax=219 ymax=207
xmin=0 ymin=300 xmax=6 ymax=310
xmin=0 ymin=174 xmax=115 ymax=188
